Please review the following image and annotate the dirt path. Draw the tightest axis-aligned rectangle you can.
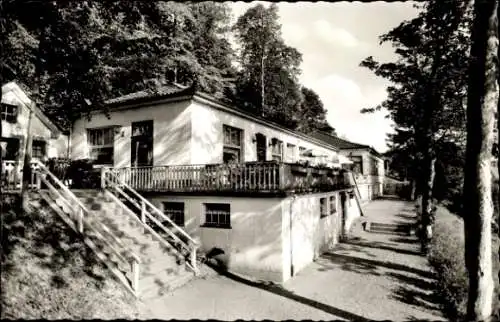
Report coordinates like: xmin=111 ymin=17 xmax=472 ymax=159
xmin=285 ymin=197 xmax=445 ymax=321
xmin=140 ymin=198 xmax=445 ymax=321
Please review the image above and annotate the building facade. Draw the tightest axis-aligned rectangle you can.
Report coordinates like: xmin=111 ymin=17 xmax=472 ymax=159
xmin=1 ymin=82 xmax=69 ymax=189
xmin=2 ymin=82 xmax=373 ymax=283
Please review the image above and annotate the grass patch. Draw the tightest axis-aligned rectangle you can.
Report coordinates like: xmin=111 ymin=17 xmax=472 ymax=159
xmin=427 ymin=206 xmax=499 ymax=321
xmin=1 ymin=195 xmax=140 ymax=319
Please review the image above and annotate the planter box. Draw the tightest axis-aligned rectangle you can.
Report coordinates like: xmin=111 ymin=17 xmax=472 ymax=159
xmin=317 ymin=169 xmax=329 ymax=175
xmin=291 ymin=164 xmax=308 ymax=174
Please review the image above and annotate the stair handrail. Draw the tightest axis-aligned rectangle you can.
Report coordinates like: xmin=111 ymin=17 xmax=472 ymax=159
xmin=103 ymin=168 xmax=199 ymax=271
xmin=40 ymin=177 xmax=130 ymax=265
xmin=349 ymin=171 xmax=365 ymax=217
xmin=34 ymin=161 xmax=141 ymax=264
xmin=105 ymin=168 xmax=199 ymax=247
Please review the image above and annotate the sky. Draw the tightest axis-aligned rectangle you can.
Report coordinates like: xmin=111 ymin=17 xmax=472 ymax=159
xmin=230 ymin=1 xmax=421 ymax=153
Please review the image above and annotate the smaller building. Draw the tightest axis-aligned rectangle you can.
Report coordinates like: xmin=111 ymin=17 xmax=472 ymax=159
xmin=311 ymin=131 xmax=385 ymax=200
xmin=1 ymin=82 xmax=69 ymax=189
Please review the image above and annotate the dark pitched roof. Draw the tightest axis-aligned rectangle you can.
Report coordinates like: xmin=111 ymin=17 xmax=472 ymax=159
xmin=311 ymin=131 xmax=382 ymax=157
xmin=103 ymin=83 xmax=343 ymax=152
xmin=105 ymin=83 xmax=191 ymax=106
xmin=311 ymin=131 xmax=368 ymax=149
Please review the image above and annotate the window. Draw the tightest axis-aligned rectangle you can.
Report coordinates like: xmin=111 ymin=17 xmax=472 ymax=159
xmin=162 ymin=202 xmax=185 ymax=227
xmin=32 ymin=140 xmax=46 ymax=159
xmin=131 ymin=120 xmax=153 ymax=167
xmin=299 ymin=146 xmax=307 ymax=160
xmin=330 ymin=194 xmax=337 ymax=214
xmin=0 ymin=137 xmax=20 ymax=160
xmin=350 ymin=156 xmax=363 ymax=174
xmin=204 ymin=203 xmax=231 ymax=228
xmin=1 ymin=103 xmax=18 ymax=123
xmin=320 ymin=197 xmax=328 ymax=218
xmin=223 ymin=125 xmax=243 ymax=163
xmin=271 ymin=138 xmax=283 ymax=162
xmin=370 ymin=157 xmax=380 ymax=176
xmin=286 ymin=143 xmax=296 ymax=162
xmin=87 ymin=127 xmax=114 ymax=165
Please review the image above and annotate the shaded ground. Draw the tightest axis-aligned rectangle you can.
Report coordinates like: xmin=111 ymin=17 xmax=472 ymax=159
xmin=140 ymin=198 xmax=445 ymax=321
xmin=1 ymin=194 xmax=139 ymax=319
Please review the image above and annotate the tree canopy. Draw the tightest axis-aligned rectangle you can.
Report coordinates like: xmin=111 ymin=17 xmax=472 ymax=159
xmin=360 ymin=0 xmax=470 ymax=205
xmin=1 ymin=2 xmax=336 ymax=135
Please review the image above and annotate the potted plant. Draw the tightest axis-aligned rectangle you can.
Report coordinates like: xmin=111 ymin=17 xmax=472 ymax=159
xmin=316 ymin=163 xmax=329 ymax=175
xmin=290 ymin=161 xmax=308 ymax=174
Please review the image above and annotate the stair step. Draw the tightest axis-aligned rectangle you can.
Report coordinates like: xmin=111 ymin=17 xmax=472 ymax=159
xmin=139 ymin=268 xmax=195 ymax=299
xmin=364 ymin=221 xmax=413 ymax=235
xmin=141 ymin=257 xmax=181 ymax=277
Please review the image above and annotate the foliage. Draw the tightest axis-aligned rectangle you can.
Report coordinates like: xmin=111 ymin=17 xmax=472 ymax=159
xmin=0 ymin=2 xmax=337 ymax=136
xmin=297 ymin=87 xmax=333 ymax=135
xmin=231 ymin=3 xmax=335 ymax=134
xmin=232 ymin=4 xmax=301 ymax=127
xmin=0 ymin=1 xmax=235 ymax=129
xmin=360 ymin=0 xmax=470 ymax=205
xmin=428 ymin=207 xmax=500 ymax=321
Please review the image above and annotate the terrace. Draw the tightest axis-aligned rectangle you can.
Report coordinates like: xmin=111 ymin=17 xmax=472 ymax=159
xmin=2 ymin=160 xmax=353 ymax=195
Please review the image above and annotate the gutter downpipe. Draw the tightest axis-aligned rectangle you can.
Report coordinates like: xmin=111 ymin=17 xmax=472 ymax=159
xmin=67 ymin=125 xmax=72 ymax=159
xmin=289 ymin=194 xmax=296 ymax=278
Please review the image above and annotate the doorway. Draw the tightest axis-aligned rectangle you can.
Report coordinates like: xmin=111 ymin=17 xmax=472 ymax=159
xmin=131 ymin=120 xmax=153 ymax=167
xmin=255 ymin=133 xmax=267 ymax=162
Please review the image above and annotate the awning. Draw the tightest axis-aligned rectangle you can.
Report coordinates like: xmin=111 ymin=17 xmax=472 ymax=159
xmin=300 ymin=149 xmax=328 ymax=158
xmin=339 ymin=154 xmax=353 ymax=165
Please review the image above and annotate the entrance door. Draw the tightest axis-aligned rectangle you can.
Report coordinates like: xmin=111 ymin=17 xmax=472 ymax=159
xmin=255 ymin=133 xmax=267 ymax=162
xmin=131 ymin=120 xmax=153 ymax=167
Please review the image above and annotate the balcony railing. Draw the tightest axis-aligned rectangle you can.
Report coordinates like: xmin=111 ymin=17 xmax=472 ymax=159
xmin=110 ymin=162 xmax=352 ymax=194
xmin=2 ymin=159 xmax=70 ymax=191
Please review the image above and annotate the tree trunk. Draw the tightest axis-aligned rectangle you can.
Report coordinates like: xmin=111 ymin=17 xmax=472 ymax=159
xmin=21 ymin=109 xmax=33 ymax=210
xmin=496 ymin=1 xmax=500 ymax=312
xmin=420 ymin=157 xmax=436 ymax=249
xmin=410 ymin=179 xmax=417 ymax=201
xmin=464 ymin=0 xmax=496 ymax=320
xmin=261 ymin=47 xmax=265 ymax=115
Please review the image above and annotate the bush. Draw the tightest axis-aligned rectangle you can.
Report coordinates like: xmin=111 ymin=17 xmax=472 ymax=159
xmin=428 ymin=207 xmax=500 ymax=321
xmin=67 ymin=159 xmax=101 ymax=189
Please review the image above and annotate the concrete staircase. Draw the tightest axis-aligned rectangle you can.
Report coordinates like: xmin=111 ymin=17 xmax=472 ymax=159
xmin=63 ymin=189 xmax=199 ymax=299
xmin=363 ymin=221 xmax=414 ymax=236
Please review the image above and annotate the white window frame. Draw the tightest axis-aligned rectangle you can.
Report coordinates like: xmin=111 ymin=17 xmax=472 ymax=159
xmin=203 ymin=203 xmax=231 ymax=229
xmin=271 ymin=138 xmax=283 ymax=162
xmin=223 ymin=125 xmax=243 ymax=163
xmin=286 ymin=143 xmax=296 ymax=163
xmin=1 ymin=103 xmax=18 ymax=123
xmin=87 ymin=127 xmax=115 ymax=165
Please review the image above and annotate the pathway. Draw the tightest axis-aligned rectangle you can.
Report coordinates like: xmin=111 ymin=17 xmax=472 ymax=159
xmin=139 ymin=197 xmax=445 ymax=321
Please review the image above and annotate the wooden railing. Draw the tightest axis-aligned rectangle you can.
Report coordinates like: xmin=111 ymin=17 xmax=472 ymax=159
xmin=111 ymin=162 xmax=351 ymax=194
xmin=2 ymin=160 xmax=40 ymax=191
xmin=32 ymin=161 xmax=142 ymax=296
xmin=103 ymin=168 xmax=200 ymax=274
xmin=2 ymin=159 xmax=71 ymax=191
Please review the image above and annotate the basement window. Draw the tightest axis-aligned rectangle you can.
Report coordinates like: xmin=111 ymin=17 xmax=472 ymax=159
xmin=162 ymin=202 xmax=185 ymax=227
xmin=330 ymin=194 xmax=337 ymax=215
xmin=320 ymin=197 xmax=328 ymax=218
xmin=203 ymin=203 xmax=231 ymax=229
